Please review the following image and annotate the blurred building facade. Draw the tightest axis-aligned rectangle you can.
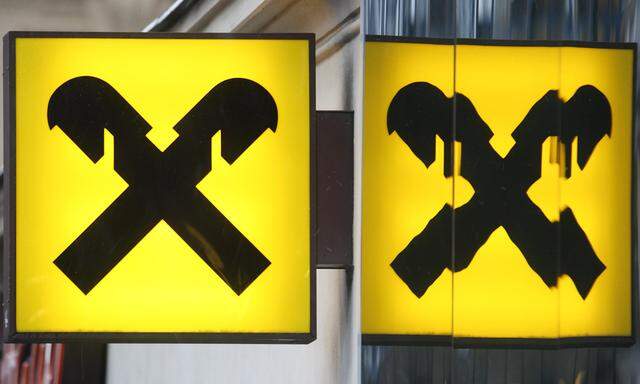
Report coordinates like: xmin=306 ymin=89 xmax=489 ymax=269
xmin=363 ymin=1 xmax=640 ymax=383
xmin=1 ymin=1 xmax=362 ymax=383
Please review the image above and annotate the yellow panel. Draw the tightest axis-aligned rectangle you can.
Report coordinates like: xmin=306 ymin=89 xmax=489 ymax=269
xmin=557 ymin=47 xmax=633 ymax=338
xmin=13 ymin=36 xmax=311 ymax=334
xmin=453 ymin=45 xmax=560 ymax=339
xmin=363 ymin=41 xmax=456 ymax=336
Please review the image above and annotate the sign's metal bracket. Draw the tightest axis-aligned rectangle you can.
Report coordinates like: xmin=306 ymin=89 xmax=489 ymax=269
xmin=315 ymin=111 xmax=354 ymax=271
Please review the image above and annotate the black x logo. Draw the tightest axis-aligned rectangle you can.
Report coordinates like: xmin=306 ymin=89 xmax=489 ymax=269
xmin=388 ymin=82 xmax=610 ymax=299
xmin=48 ymin=76 xmax=277 ymax=295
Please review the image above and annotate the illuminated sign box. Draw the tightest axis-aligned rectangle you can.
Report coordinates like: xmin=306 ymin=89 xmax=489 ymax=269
xmin=363 ymin=36 xmax=636 ymax=347
xmin=3 ymin=32 xmax=316 ymax=343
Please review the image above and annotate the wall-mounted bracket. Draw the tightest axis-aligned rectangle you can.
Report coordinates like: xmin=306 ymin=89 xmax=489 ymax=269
xmin=316 ymin=111 xmax=353 ymax=270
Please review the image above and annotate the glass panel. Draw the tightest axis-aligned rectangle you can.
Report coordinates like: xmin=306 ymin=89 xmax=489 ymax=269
xmin=557 ymin=46 xmax=634 ymax=339
xmin=452 ymin=43 xmax=561 ymax=342
xmin=362 ymin=39 xmax=455 ymax=339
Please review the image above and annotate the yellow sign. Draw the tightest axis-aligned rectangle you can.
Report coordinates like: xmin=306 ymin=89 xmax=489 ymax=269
xmin=363 ymin=37 xmax=635 ymax=346
xmin=4 ymin=32 xmax=315 ymax=343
